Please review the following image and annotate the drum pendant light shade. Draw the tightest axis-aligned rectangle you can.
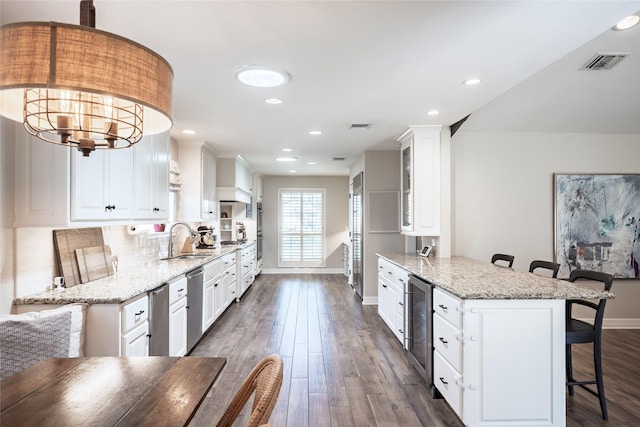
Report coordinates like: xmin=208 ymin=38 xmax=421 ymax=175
xmin=0 ymin=20 xmax=173 ymax=156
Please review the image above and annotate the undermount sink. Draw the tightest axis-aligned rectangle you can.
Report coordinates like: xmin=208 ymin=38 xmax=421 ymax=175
xmin=159 ymin=254 xmax=211 ymax=261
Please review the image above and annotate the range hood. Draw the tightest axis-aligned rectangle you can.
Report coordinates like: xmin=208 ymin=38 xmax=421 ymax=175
xmin=217 ymin=155 xmax=252 ymax=204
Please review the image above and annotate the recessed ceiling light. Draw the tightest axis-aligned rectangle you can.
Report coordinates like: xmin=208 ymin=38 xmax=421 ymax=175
xmin=182 ymin=129 xmax=196 ymax=135
xmin=463 ymin=78 xmax=481 ymax=86
xmin=307 ymin=161 xmax=317 ymax=165
xmin=276 ymin=156 xmax=298 ymax=162
xmin=308 ymin=130 xmax=323 ymax=135
xmin=289 ymin=170 xmax=297 ymax=173
xmin=427 ymin=110 xmax=439 ymax=116
xmin=265 ymin=98 xmax=283 ymax=104
xmin=282 ymin=148 xmax=293 ymax=152
xmin=613 ymin=14 xmax=640 ymax=31
xmin=235 ymin=65 xmax=290 ymax=88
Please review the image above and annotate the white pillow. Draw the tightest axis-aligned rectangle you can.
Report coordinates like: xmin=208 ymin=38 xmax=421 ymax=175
xmin=1 ymin=303 xmax=88 ymax=357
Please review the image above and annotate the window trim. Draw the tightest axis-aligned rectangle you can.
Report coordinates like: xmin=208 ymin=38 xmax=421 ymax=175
xmin=277 ymin=188 xmax=326 ymax=268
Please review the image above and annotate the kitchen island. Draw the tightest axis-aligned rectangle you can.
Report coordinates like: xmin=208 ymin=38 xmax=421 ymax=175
xmin=377 ymin=254 xmax=614 ymax=427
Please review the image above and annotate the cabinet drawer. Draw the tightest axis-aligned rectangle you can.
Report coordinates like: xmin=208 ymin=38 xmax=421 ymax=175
xmin=378 ymin=258 xmax=408 ymax=285
xmin=433 ymin=313 xmax=463 ymax=372
xmin=433 ymin=288 xmax=462 ymax=329
xmin=169 ymin=276 xmax=188 ymax=305
xmin=221 ymin=253 xmax=236 ymax=269
xmin=433 ymin=350 xmax=463 ymax=418
xmin=122 ymin=295 xmax=148 ymax=333
xmin=223 ymin=265 xmax=236 ymax=287
xmin=203 ymin=259 xmax=222 ymax=281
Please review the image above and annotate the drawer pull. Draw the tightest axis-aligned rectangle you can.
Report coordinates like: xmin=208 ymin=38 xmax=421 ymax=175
xmin=439 ymin=377 xmax=448 ymax=386
xmin=382 ymin=284 xmax=387 ymax=288
xmin=398 ymin=329 xmax=404 ymax=333
xmin=398 ymin=302 xmax=403 ymax=306
xmin=387 ymin=271 xmax=392 ymax=275
xmin=178 ymin=288 xmax=185 ymax=293
xmin=134 ymin=310 xmax=145 ymax=316
xmin=438 ymin=337 xmax=448 ymax=345
xmin=438 ymin=304 xmax=448 ymax=312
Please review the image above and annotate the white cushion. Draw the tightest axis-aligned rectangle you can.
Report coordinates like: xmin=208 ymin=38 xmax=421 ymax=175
xmin=1 ymin=303 xmax=88 ymax=357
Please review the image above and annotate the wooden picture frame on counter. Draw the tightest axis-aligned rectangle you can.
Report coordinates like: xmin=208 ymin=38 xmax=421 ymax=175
xmin=554 ymin=173 xmax=640 ymax=279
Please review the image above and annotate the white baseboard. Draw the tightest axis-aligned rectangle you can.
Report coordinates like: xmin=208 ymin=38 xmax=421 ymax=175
xmin=601 ymin=318 xmax=640 ymax=329
xmin=261 ymin=268 xmax=344 ymax=275
xmin=362 ymin=296 xmax=378 ymax=305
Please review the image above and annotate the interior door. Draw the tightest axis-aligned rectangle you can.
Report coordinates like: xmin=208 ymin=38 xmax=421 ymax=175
xmin=351 ymin=172 xmax=363 ymax=298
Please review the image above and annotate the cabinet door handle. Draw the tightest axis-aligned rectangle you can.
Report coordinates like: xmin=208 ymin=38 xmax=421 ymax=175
xmin=382 ymin=284 xmax=387 ymax=288
xmin=438 ymin=304 xmax=448 ymax=312
xmin=399 ymin=302 xmax=403 ymax=306
xmin=398 ymin=329 xmax=404 ymax=334
xmin=439 ymin=337 xmax=448 ymax=345
xmin=134 ymin=310 xmax=145 ymax=316
xmin=439 ymin=377 xmax=448 ymax=386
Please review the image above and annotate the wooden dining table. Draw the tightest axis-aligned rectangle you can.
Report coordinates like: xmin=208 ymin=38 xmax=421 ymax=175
xmin=1 ymin=356 xmax=226 ymax=426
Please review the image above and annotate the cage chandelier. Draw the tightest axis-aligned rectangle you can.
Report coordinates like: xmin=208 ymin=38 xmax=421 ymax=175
xmin=0 ymin=1 xmax=173 ymax=156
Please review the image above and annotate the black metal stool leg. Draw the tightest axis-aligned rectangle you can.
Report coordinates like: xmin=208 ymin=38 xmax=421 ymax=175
xmin=566 ymin=343 xmax=575 ymax=396
xmin=594 ymin=338 xmax=608 ymax=420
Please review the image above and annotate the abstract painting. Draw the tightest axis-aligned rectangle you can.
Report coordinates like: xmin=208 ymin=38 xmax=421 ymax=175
xmin=554 ymin=174 xmax=640 ymax=279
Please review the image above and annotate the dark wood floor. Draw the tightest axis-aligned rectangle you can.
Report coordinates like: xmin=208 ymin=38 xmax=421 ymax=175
xmin=189 ymin=274 xmax=640 ymax=427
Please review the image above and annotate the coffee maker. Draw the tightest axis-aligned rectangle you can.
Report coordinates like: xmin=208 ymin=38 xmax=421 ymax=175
xmin=196 ymin=226 xmax=217 ymax=249
xmin=235 ymin=222 xmax=246 ymax=242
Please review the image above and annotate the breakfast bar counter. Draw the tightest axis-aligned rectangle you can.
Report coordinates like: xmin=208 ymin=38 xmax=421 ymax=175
xmin=377 ymin=253 xmax=615 ymax=300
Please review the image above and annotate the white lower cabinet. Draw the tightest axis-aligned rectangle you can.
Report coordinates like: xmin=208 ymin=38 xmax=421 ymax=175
xmin=168 ymin=276 xmax=188 ymax=357
xmin=222 ymin=253 xmax=237 ymax=306
xmin=122 ymin=322 xmax=149 ymax=356
xmin=433 ymin=288 xmax=566 ymax=427
xmin=203 ymin=258 xmax=223 ymax=332
xmin=120 ymin=294 xmax=149 ymax=356
xmin=236 ymin=243 xmax=256 ymax=301
xmin=377 ymin=257 xmax=408 ymax=346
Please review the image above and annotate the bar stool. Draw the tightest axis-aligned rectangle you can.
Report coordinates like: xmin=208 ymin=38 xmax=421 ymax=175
xmin=529 ymin=260 xmax=560 ymax=278
xmin=566 ymin=269 xmax=614 ymax=420
xmin=491 ymin=253 xmax=514 ymax=268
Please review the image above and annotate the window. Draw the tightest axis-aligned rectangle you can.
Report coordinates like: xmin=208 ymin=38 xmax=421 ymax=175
xmin=278 ymin=189 xmax=325 ymax=267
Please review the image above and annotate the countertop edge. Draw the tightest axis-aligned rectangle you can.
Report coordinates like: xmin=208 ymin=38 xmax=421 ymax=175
xmin=377 ymin=253 xmax=616 ymax=301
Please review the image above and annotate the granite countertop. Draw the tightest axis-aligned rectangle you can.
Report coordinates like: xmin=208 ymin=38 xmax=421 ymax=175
xmin=14 ymin=246 xmax=242 ymax=306
xmin=378 ymin=253 xmax=615 ymax=300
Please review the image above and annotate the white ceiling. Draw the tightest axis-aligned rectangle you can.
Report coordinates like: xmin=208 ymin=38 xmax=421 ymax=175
xmin=2 ymin=1 xmax=639 ymax=176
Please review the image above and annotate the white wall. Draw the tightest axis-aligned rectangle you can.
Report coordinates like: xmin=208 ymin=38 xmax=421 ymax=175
xmin=262 ymin=175 xmax=349 ymax=272
xmin=1 ymin=118 xmax=16 ymax=314
xmin=452 ymin=131 xmax=640 ymax=324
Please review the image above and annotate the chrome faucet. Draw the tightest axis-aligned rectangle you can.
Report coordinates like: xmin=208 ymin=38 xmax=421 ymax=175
xmin=167 ymin=222 xmax=196 ymax=258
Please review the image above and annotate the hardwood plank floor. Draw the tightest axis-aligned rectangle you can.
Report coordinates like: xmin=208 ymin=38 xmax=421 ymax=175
xmin=189 ymin=274 xmax=640 ymax=426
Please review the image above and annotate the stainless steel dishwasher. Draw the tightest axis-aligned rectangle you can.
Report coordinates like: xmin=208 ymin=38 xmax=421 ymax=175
xmin=149 ymin=283 xmax=169 ymax=356
xmin=186 ymin=267 xmax=204 ymax=353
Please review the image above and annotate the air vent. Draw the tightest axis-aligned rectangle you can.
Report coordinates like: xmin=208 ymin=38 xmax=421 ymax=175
xmin=580 ymin=52 xmax=630 ymax=70
xmin=333 ymin=157 xmax=345 ymax=161
xmin=350 ymin=123 xmax=372 ymax=129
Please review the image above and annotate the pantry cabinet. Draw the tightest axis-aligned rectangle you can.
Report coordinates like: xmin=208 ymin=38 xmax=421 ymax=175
xmin=132 ymin=133 xmax=170 ymax=221
xmin=397 ymin=125 xmax=442 ymax=236
xmin=178 ymin=142 xmax=217 ymax=221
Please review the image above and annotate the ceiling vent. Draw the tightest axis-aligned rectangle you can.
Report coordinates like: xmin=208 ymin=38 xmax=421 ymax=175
xmin=350 ymin=123 xmax=372 ymax=129
xmin=333 ymin=157 xmax=345 ymax=161
xmin=579 ymin=52 xmax=630 ymax=70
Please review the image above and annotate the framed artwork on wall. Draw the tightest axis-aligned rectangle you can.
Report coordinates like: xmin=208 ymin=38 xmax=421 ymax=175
xmin=554 ymin=173 xmax=640 ymax=279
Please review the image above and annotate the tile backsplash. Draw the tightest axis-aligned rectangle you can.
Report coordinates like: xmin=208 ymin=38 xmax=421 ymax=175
xmin=14 ymin=225 xmax=174 ymax=298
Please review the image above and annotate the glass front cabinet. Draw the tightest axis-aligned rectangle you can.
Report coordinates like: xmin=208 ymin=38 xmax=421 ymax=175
xmin=397 ymin=125 xmax=442 ymax=236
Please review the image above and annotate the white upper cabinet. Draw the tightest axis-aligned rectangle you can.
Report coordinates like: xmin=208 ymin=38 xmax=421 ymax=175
xmin=178 ymin=141 xmax=217 ymax=221
xmin=14 ymin=123 xmax=70 ymax=227
xmin=216 ymin=155 xmax=251 ymax=203
xmin=397 ymin=125 xmax=442 ymax=236
xmin=132 ymin=133 xmax=170 ymax=221
xmin=71 ymin=144 xmax=133 ymax=221
xmin=253 ymin=173 xmax=263 ymax=203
